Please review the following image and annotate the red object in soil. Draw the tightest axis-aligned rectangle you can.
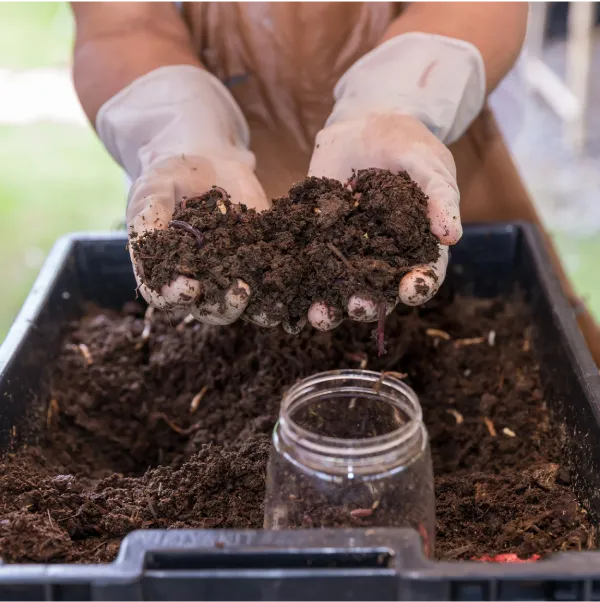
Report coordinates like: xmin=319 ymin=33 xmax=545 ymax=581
xmin=474 ymin=553 xmax=541 ymax=563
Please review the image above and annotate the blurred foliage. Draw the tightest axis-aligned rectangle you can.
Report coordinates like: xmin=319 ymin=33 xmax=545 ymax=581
xmin=0 ymin=3 xmax=122 ymax=341
xmin=552 ymin=232 xmax=600 ymax=320
xmin=0 ymin=3 xmax=74 ymax=70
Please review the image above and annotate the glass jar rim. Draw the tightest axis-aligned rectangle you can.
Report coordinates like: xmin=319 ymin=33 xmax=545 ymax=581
xmin=279 ymin=369 xmax=422 ymax=460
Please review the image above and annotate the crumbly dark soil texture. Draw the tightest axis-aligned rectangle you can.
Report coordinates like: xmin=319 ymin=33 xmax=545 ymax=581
xmin=0 ymin=293 xmax=594 ymax=564
xmin=131 ymin=169 xmax=440 ymax=321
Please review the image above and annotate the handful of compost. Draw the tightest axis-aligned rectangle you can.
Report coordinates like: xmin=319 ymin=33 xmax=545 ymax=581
xmin=97 ymin=34 xmax=485 ymax=333
xmin=130 ymin=168 xmax=440 ymax=353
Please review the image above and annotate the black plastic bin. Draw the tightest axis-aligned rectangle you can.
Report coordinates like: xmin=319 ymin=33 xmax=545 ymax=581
xmin=1 ymin=223 xmax=600 ymax=601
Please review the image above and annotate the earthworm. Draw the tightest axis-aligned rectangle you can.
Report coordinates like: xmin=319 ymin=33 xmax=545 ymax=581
xmin=350 ymin=508 xmax=373 ymax=518
xmin=377 ymin=303 xmax=386 ymax=357
xmin=327 ymin=242 xmax=355 ymax=273
xmin=210 ymin=186 xmax=228 ymax=199
xmin=168 ymin=220 xmax=204 ymax=249
xmin=181 ymin=186 xmax=228 ymax=210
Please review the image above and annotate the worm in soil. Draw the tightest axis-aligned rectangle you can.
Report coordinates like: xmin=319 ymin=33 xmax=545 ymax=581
xmin=210 ymin=186 xmax=228 ymax=199
xmin=168 ymin=220 xmax=204 ymax=249
xmin=350 ymin=508 xmax=373 ymax=518
xmin=377 ymin=303 xmax=386 ymax=357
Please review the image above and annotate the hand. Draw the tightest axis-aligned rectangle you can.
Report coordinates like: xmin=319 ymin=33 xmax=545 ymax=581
xmin=303 ymin=32 xmax=486 ymax=330
xmin=307 ymin=112 xmax=458 ymax=330
xmin=127 ymin=154 xmax=270 ymax=324
xmin=97 ymin=65 xmax=274 ymax=326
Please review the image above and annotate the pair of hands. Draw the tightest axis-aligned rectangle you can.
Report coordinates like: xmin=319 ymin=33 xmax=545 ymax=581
xmin=128 ymin=112 xmax=461 ymax=332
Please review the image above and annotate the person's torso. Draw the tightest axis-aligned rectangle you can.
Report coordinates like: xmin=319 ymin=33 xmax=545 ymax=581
xmin=182 ymin=2 xmax=396 ymax=197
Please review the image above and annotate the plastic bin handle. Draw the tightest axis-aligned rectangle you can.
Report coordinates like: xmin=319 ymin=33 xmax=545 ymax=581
xmin=116 ymin=529 xmax=421 ymax=571
xmin=143 ymin=548 xmax=394 ymax=571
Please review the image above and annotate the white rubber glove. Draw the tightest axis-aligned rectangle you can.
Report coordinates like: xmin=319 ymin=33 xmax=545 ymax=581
xmin=97 ymin=65 xmax=270 ymax=325
xmin=308 ymin=33 xmax=486 ymax=330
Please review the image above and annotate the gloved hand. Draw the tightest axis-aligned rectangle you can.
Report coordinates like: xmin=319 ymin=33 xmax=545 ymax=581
xmin=308 ymin=33 xmax=486 ymax=330
xmin=97 ymin=65 xmax=270 ymax=325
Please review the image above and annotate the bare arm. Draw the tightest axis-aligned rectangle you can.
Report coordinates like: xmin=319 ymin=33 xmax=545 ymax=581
xmin=71 ymin=2 xmax=202 ymax=123
xmin=382 ymin=2 xmax=529 ymax=93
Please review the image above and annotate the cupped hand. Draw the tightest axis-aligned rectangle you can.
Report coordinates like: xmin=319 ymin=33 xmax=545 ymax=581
xmin=306 ymin=112 xmax=460 ymax=331
xmin=127 ymin=154 xmax=270 ymax=325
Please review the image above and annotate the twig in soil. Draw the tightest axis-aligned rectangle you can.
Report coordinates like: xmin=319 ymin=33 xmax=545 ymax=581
xmin=373 ymin=371 xmax=386 ymax=393
xmin=46 ymin=398 xmax=59 ymax=429
xmin=350 ymin=508 xmax=373 ymax=518
xmin=168 ymin=220 xmax=205 ymax=249
xmin=216 ymin=199 xmax=228 ymax=215
xmin=442 ymin=545 xmax=473 ymax=560
xmin=144 ymin=492 xmax=159 ymax=523
xmin=483 ymin=417 xmax=497 ymax=437
xmin=452 ymin=440 xmax=476 ymax=470
xmin=372 ymin=371 xmax=408 ymax=393
xmin=454 ymin=336 xmax=485 ymax=349
xmin=344 ymin=352 xmax=368 ymax=369
xmin=377 ymin=303 xmax=386 ymax=357
xmin=78 ymin=344 xmax=93 ymax=365
xmin=519 ymin=511 xmax=553 ymax=533
xmin=502 ymin=427 xmax=516 ymax=437
xmin=425 ymin=328 xmax=451 ymax=341
xmin=152 ymin=412 xmax=200 ymax=436
xmin=282 ymin=352 xmax=304 ymax=369
xmin=90 ymin=540 xmax=108 ymax=555
xmin=326 ymin=242 xmax=355 ymax=272
xmin=67 ymin=343 xmax=94 ymax=365
xmin=136 ymin=306 xmax=155 ymax=349
xmin=47 ymin=509 xmax=55 ymax=529
xmin=387 ymin=371 xmax=408 ymax=380
xmin=498 ymin=373 xmax=505 ymax=392
xmin=189 ymin=386 xmax=208 ymax=414
xmin=176 ymin=313 xmax=195 ymax=333
xmin=446 ymin=409 xmax=464 ymax=425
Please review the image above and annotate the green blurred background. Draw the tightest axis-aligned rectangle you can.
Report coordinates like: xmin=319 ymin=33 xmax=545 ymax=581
xmin=0 ymin=3 xmax=123 ymax=341
xmin=0 ymin=2 xmax=598 ymax=342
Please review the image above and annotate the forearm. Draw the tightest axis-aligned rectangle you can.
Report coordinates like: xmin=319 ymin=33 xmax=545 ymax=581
xmin=382 ymin=2 xmax=528 ymax=94
xmin=72 ymin=2 xmax=201 ymax=123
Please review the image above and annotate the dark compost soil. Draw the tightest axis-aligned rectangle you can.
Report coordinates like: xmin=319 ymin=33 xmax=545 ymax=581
xmin=131 ymin=169 xmax=440 ymax=322
xmin=0 ymin=293 xmax=594 ymax=563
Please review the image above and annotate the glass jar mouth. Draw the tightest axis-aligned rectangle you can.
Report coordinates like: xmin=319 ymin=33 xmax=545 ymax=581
xmin=279 ymin=369 xmax=422 ymax=460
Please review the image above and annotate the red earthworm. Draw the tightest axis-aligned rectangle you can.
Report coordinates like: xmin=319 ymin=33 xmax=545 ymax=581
xmin=168 ymin=220 xmax=204 ymax=249
xmin=210 ymin=186 xmax=228 ymax=199
xmin=377 ymin=303 xmax=386 ymax=357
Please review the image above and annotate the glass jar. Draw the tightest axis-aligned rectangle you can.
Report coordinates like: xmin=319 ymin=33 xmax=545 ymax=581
xmin=264 ymin=370 xmax=434 ymax=557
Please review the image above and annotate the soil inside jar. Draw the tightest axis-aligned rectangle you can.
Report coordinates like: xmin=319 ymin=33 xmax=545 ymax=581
xmin=0 ymin=290 xmax=595 ymax=563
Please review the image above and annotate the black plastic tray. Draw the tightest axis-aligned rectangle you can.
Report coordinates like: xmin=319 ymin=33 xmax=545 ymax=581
xmin=1 ymin=223 xmax=600 ymax=601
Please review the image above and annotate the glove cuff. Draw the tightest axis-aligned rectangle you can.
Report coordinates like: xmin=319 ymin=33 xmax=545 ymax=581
xmin=96 ymin=65 xmax=254 ymax=180
xmin=327 ymin=33 xmax=486 ymax=145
